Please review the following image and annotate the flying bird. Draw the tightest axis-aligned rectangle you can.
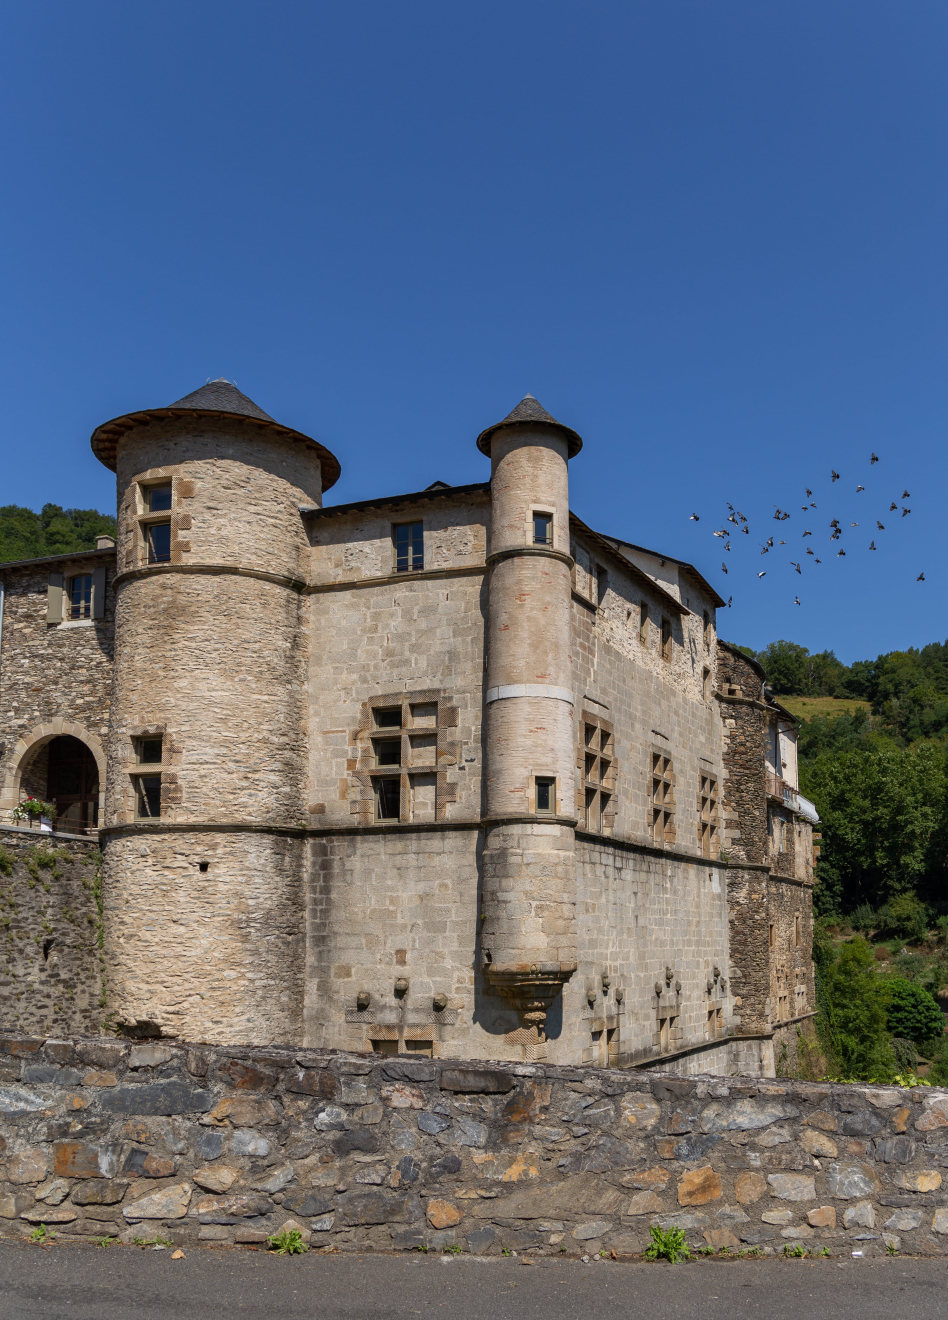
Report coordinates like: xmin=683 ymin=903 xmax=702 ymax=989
xmin=801 ymin=506 xmax=809 ymax=512
xmin=806 ymin=548 xmax=814 ymax=555
xmin=742 ymin=526 xmax=749 ymax=534
xmin=877 ymin=521 xmax=885 ymax=530
xmin=903 ymin=490 xmax=910 ymax=498
xmin=831 ymin=471 xmax=840 ymax=482
xmin=727 ymin=513 xmax=738 ymax=525
xmin=774 ymin=508 xmax=789 ymax=520
xmin=830 ymin=529 xmax=841 ymax=540
xmin=802 ymin=530 xmax=812 ymax=537
xmin=689 ymin=513 xmax=700 ymax=521
xmin=805 ymin=488 xmax=813 ymax=497
xmin=856 ymin=485 xmax=864 ymax=492
xmin=869 ymin=541 xmax=876 ymax=550
xmin=713 ymin=529 xmax=727 ymax=538
xmin=902 ymin=507 xmax=911 ymax=517
xmin=918 ymin=573 xmax=925 ymax=582
xmin=726 ymin=596 xmax=732 ymax=607
xmin=871 ymin=453 xmax=879 ymax=464
xmin=757 ymin=571 xmax=766 ymax=578
xmin=837 ymin=549 xmax=846 ymax=556
xmin=760 ymin=545 xmax=769 ymax=554
xmin=850 ymin=522 xmax=859 ymax=527
xmin=791 ymin=562 xmax=802 ymax=574
xmin=777 ymin=540 xmax=786 ymax=545
xmin=889 ymin=502 xmax=898 ymax=511
xmin=794 ymin=597 xmax=801 ymax=605
xmin=814 ymin=557 xmax=822 ymax=563
xmin=724 ymin=541 xmax=731 ymax=551
xmin=830 ymin=518 xmax=840 ymax=528
xmin=721 ymin=563 xmax=728 ymax=574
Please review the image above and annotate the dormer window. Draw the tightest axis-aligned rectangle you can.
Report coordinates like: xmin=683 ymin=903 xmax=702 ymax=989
xmin=533 ymin=512 xmax=553 ymax=546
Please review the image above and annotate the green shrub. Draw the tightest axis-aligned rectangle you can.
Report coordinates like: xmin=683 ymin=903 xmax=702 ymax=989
xmin=885 ymin=977 xmax=945 ymax=1049
xmin=849 ymin=903 xmax=878 ymax=933
xmin=890 ymin=1036 xmax=918 ymax=1073
xmin=644 ymin=1225 xmax=690 ymax=1263
xmin=881 ymin=894 xmax=930 ymax=943
xmin=819 ymin=938 xmax=897 ymax=1080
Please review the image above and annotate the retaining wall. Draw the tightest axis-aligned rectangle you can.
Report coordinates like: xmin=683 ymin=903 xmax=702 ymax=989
xmin=1 ymin=1032 xmax=947 ymax=1257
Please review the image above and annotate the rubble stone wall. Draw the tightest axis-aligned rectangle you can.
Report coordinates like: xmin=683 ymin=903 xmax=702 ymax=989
xmin=0 ymin=831 xmax=102 ymax=1038
xmin=2 ymin=1032 xmax=948 ymax=1258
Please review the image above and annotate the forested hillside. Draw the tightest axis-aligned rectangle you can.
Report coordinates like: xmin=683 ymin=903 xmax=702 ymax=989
xmin=0 ymin=504 xmax=117 ymax=563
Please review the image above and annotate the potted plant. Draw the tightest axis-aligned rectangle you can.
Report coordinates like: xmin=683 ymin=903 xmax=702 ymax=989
xmin=11 ymin=798 xmax=56 ymax=832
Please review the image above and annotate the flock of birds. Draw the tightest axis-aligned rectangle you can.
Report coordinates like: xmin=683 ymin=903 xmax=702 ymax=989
xmin=687 ymin=454 xmax=922 ymax=607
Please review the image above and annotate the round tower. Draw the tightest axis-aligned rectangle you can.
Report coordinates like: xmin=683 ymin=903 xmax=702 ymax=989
xmin=477 ymin=396 xmax=582 ymax=1055
xmin=90 ymin=380 xmax=340 ymax=1044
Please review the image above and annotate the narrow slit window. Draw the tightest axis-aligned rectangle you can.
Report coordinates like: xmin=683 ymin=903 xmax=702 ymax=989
xmin=596 ymin=566 xmax=608 ymax=610
xmin=376 ymin=776 xmax=401 ymax=820
xmin=533 ymin=512 xmax=553 ymax=546
xmin=639 ymin=601 xmax=649 ymax=644
xmin=702 ymin=667 xmax=711 ymax=701
xmin=67 ymin=574 xmax=93 ymax=620
xmin=147 ymin=522 xmax=172 ymax=564
xmin=703 ymin=610 xmax=711 ymax=647
xmin=394 ymin=522 xmax=424 ymax=573
xmin=768 ymin=923 xmax=775 ymax=949
xmin=535 ymin=777 xmax=555 ymax=815
xmin=794 ymin=915 xmax=801 ymax=947
xmin=661 ymin=616 xmax=672 ymax=661
xmin=136 ymin=775 xmax=162 ymax=819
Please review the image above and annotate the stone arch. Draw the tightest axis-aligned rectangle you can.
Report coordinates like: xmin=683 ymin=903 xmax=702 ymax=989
xmin=1 ymin=719 xmax=107 ymax=830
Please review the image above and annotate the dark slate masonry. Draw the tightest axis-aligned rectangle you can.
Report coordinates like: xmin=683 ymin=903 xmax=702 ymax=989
xmin=1 ymin=1032 xmax=947 ymax=1256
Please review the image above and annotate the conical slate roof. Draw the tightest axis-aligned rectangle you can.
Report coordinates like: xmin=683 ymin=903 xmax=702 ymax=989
xmin=168 ymin=379 xmax=276 ymax=422
xmin=90 ymin=380 xmax=341 ymax=490
xmin=476 ymin=394 xmax=583 ymax=457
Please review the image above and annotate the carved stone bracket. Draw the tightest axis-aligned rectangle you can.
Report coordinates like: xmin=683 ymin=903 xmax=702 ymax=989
xmin=482 ymin=964 xmax=576 ymax=1038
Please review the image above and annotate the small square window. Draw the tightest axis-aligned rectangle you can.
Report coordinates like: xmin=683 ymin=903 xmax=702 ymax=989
xmin=376 ymin=776 xmax=401 ymax=820
xmin=374 ymin=707 xmax=402 ymax=729
xmin=394 ymin=522 xmax=424 ymax=573
xmin=136 ymin=775 xmax=162 ymax=819
xmin=67 ymin=574 xmax=93 ymax=620
xmin=147 ymin=522 xmax=172 ymax=564
xmin=533 ymin=512 xmax=553 ymax=545
xmin=374 ymin=739 xmax=401 ymax=767
xmin=535 ymin=777 xmax=555 ymax=814
xmin=148 ymin=485 xmax=172 ymax=512
xmin=135 ymin=737 xmax=163 ymax=765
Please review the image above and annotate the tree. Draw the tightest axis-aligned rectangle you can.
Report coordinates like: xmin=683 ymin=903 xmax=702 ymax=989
xmin=0 ymin=504 xmax=116 ymax=563
xmin=801 ymin=745 xmax=947 ymax=914
xmin=885 ymin=977 xmax=945 ymax=1050
xmin=819 ymin=938 xmax=896 ymax=1080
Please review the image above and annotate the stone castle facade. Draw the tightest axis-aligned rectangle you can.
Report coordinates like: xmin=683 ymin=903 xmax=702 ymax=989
xmin=0 ymin=382 xmax=818 ymax=1076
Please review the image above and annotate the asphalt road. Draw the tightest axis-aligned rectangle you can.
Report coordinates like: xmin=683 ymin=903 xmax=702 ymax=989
xmin=1 ymin=1244 xmax=946 ymax=1320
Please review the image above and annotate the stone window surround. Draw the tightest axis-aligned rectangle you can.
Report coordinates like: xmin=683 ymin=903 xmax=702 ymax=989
xmin=121 ymin=722 xmax=178 ymax=822
xmin=697 ymin=769 xmax=720 ymax=859
xmin=578 ymin=710 xmax=616 ymax=836
xmin=126 ymin=469 xmax=195 ymax=571
xmin=650 ymin=747 xmax=676 ymax=845
xmin=351 ymin=690 xmax=459 ymax=826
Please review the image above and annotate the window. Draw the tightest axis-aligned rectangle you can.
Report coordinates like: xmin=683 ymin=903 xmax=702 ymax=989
xmin=135 ymin=737 xmax=163 ymax=765
xmin=533 ymin=512 xmax=553 ymax=545
xmin=535 ymin=777 xmax=556 ymax=814
xmin=374 ymin=738 xmax=401 ymax=766
xmin=580 ymin=717 xmax=614 ymax=834
xmin=376 ymin=776 xmax=401 ymax=820
xmin=404 ymin=1039 xmax=433 ymax=1057
xmin=596 ymin=566 xmax=608 ymax=611
xmin=639 ymin=602 xmax=649 ymax=644
xmin=148 ymin=485 xmax=172 ymax=512
xmin=67 ymin=574 xmax=93 ymax=620
xmin=702 ymin=667 xmax=711 ymax=701
xmin=374 ymin=707 xmax=401 ymax=729
xmin=136 ymin=775 xmax=162 ymax=819
xmin=703 ymin=610 xmax=711 ymax=647
xmin=650 ymin=753 xmax=675 ymax=844
xmin=698 ymin=774 xmax=719 ymax=858
xmin=371 ymin=1039 xmax=398 ymax=1055
xmin=768 ymin=923 xmax=775 ymax=950
xmin=656 ymin=1013 xmax=678 ymax=1053
xmin=706 ymin=1006 xmax=724 ymax=1039
xmin=394 ymin=522 xmax=424 ymax=573
xmin=794 ymin=915 xmax=801 ymax=948
xmin=147 ymin=522 xmax=172 ymax=564
xmin=661 ymin=616 xmax=672 ymax=662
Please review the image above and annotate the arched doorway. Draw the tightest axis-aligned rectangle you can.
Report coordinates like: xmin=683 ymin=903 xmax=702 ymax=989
xmin=45 ymin=736 xmax=100 ymax=833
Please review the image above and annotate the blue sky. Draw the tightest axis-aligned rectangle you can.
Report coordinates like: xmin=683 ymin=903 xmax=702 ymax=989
xmin=1 ymin=2 xmax=945 ymax=663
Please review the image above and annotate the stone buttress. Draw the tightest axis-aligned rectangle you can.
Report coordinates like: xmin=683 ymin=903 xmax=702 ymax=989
xmin=477 ymin=397 xmax=582 ymax=1055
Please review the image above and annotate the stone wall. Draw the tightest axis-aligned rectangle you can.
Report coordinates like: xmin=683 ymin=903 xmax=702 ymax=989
xmin=0 ymin=831 xmax=102 ymax=1038
xmin=2 ymin=1033 xmax=948 ymax=1257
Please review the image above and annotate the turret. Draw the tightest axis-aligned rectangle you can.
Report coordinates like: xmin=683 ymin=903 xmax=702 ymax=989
xmin=90 ymin=380 xmax=340 ymax=1043
xmin=477 ymin=396 xmax=582 ymax=1057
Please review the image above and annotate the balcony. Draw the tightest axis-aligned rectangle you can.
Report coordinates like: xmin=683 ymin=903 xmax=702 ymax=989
xmin=766 ymin=771 xmax=799 ymax=813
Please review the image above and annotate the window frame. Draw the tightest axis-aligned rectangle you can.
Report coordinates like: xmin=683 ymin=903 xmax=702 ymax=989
xmin=532 ymin=511 xmax=553 ymax=546
xmin=697 ymin=772 xmax=719 ymax=858
xmin=579 ymin=713 xmax=615 ymax=835
xmin=650 ymin=751 xmax=676 ymax=845
xmin=67 ymin=573 xmax=93 ymax=621
xmin=134 ymin=774 xmax=163 ymax=820
xmin=146 ymin=520 xmax=172 ymax=565
xmin=375 ymin=775 xmax=401 ymax=820
xmin=660 ymin=615 xmax=672 ymax=662
xmin=392 ymin=521 xmax=424 ymax=574
xmin=534 ymin=776 xmax=556 ymax=816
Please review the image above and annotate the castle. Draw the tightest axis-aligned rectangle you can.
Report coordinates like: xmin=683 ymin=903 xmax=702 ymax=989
xmin=0 ymin=382 xmax=818 ymax=1076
